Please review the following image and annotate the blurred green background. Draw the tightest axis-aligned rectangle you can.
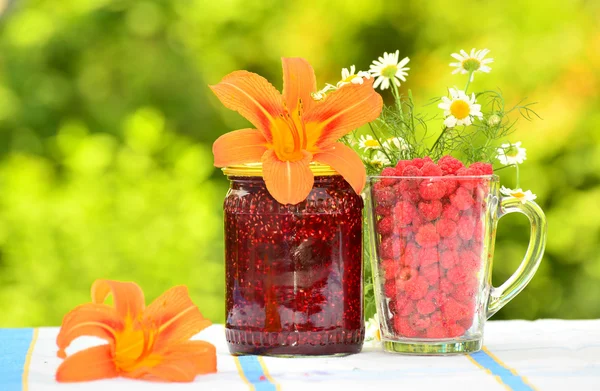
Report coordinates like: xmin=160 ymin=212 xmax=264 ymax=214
xmin=0 ymin=0 xmax=598 ymax=326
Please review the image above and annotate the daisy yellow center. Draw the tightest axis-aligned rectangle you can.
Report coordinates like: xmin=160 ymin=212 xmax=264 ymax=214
xmin=450 ymin=100 xmax=471 ymax=119
xmin=512 ymin=191 xmax=525 ymax=198
xmin=365 ymin=139 xmax=380 ymax=147
xmin=381 ymin=65 xmax=398 ymax=79
xmin=505 ymin=146 xmax=519 ymax=157
xmin=462 ymin=58 xmax=481 ymax=72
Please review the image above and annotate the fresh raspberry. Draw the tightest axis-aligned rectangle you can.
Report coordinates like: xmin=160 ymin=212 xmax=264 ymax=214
xmin=392 ymin=201 xmax=417 ymax=226
xmin=393 ymin=316 xmax=420 ymax=337
xmin=421 ymin=162 xmax=443 ymax=177
xmin=409 ymin=312 xmax=432 ymax=330
xmin=418 ymin=200 xmax=443 ymax=221
xmin=404 ymin=276 xmax=430 ymax=300
xmin=401 ymin=243 xmax=420 ymax=268
xmin=374 ymin=188 xmax=396 ymax=207
xmin=381 ymin=258 xmax=399 ymax=279
xmin=442 ymin=204 xmax=460 ymax=221
xmin=446 ymin=323 xmax=466 ymax=338
xmin=403 ymin=187 xmax=422 ymax=203
xmin=458 ymin=249 xmax=481 ymax=270
xmin=415 ymin=224 xmax=440 ymax=248
xmin=441 ymin=298 xmax=470 ymax=321
xmin=375 ymin=205 xmax=392 ymax=217
xmin=384 ymin=279 xmax=397 ymax=298
xmin=377 ymin=216 xmax=394 ymax=235
xmin=452 ymin=282 xmax=477 ymax=303
xmin=426 ymin=326 xmax=447 ymax=339
xmin=436 ymin=218 xmax=458 ymax=238
xmin=440 ymin=236 xmax=462 ymax=251
xmin=410 ymin=213 xmax=426 ymax=234
xmin=396 ymin=178 xmax=418 ymax=191
xmin=419 ymin=180 xmax=446 ymax=200
xmin=397 ymin=299 xmax=416 ymax=317
xmin=446 ymin=266 xmax=469 ymax=285
xmin=450 ymin=187 xmax=474 ymax=211
xmin=470 ymin=162 xmax=493 ymax=175
xmin=395 ymin=160 xmax=410 ymax=172
xmin=459 ymin=318 xmax=475 ymax=331
xmin=421 ymin=265 xmax=442 ymax=285
xmin=438 ymin=155 xmax=464 ymax=175
xmin=430 ymin=311 xmax=443 ymax=325
xmin=457 ymin=214 xmax=476 ymax=241
xmin=426 ymin=289 xmax=450 ymax=307
xmin=418 ymin=247 xmax=439 ymax=267
xmin=402 ymin=165 xmax=422 ymax=177
xmin=440 ymin=279 xmax=456 ymax=294
xmin=416 ymin=299 xmax=437 ymax=315
xmin=381 ymin=167 xmax=398 ymax=176
xmin=379 ymin=167 xmax=399 ymax=186
xmin=389 ymin=294 xmax=411 ymax=315
xmin=380 ymin=236 xmax=403 ymax=260
xmin=411 ymin=157 xmax=433 ymax=169
xmin=440 ymin=250 xmax=459 ymax=269
xmin=444 ymin=176 xmax=460 ymax=196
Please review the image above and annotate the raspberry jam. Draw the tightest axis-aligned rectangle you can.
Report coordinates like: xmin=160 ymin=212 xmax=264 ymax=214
xmin=223 ymin=172 xmax=364 ymax=356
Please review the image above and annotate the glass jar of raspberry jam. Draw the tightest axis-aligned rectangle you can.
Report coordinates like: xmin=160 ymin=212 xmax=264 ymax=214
xmin=222 ymin=163 xmax=364 ymax=356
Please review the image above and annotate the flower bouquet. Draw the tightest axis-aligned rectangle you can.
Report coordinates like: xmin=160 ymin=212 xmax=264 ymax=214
xmin=330 ymin=48 xmax=547 ymax=354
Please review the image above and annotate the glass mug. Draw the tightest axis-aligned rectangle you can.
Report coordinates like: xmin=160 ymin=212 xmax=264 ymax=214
xmin=367 ymin=175 xmax=547 ymax=354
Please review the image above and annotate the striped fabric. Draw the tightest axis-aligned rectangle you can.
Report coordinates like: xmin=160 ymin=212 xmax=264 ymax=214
xmin=1 ymin=320 xmax=598 ymax=390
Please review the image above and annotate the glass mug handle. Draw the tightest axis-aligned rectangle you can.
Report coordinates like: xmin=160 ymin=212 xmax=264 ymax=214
xmin=487 ymin=196 xmax=548 ymax=318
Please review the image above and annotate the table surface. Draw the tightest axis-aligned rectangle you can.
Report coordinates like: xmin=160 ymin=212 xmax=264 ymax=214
xmin=1 ymin=319 xmax=598 ymax=391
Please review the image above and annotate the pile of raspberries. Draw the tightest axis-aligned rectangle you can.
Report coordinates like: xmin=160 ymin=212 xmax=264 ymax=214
xmin=373 ymin=155 xmax=493 ymax=339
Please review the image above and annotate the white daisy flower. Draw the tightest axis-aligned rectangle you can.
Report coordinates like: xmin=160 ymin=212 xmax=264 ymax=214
xmin=500 ymin=186 xmax=537 ymax=204
xmin=311 ymin=84 xmax=336 ymax=101
xmin=369 ymin=151 xmax=391 ymax=169
xmin=337 ymin=65 xmax=371 ymax=88
xmin=450 ymin=48 xmax=493 ymax=81
xmin=383 ymin=136 xmax=408 ymax=151
xmin=496 ymin=141 xmax=527 ymax=165
xmin=438 ymin=88 xmax=483 ymax=128
xmin=358 ymin=135 xmax=382 ymax=151
xmin=365 ymin=316 xmax=381 ymax=343
xmin=369 ymin=50 xmax=410 ymax=90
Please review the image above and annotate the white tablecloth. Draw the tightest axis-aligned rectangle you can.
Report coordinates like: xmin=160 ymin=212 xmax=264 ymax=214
xmin=1 ymin=320 xmax=599 ymax=390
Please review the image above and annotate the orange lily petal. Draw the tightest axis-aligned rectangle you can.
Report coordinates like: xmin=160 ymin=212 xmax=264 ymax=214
xmin=261 ymin=149 xmax=314 ymax=205
xmin=213 ymin=128 xmax=268 ymax=167
xmin=143 ymin=286 xmax=212 ymax=352
xmin=313 ymin=142 xmax=367 ymax=195
xmin=91 ymin=279 xmax=145 ymax=320
xmin=304 ymin=78 xmax=383 ymax=149
xmin=56 ymin=303 xmax=122 ymax=359
xmin=209 ymin=70 xmax=285 ymax=143
xmin=125 ymin=341 xmax=217 ymax=382
xmin=282 ymin=57 xmax=317 ymax=115
xmin=56 ymin=344 xmax=118 ymax=382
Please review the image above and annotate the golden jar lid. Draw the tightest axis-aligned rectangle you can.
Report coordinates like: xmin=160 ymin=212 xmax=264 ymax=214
xmin=222 ymin=162 xmax=338 ymax=177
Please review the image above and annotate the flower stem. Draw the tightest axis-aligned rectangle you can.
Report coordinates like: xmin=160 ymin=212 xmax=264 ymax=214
xmin=390 ymin=81 xmax=403 ymax=120
xmin=369 ymin=122 xmax=393 ymax=162
xmin=515 ymin=163 xmax=521 ymax=188
xmin=464 ymin=71 xmax=474 ymax=93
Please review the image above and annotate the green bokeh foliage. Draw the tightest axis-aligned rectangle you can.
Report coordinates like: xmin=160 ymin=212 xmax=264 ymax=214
xmin=0 ymin=0 xmax=598 ymax=326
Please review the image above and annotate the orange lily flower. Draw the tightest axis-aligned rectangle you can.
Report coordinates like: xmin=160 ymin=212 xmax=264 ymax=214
xmin=210 ymin=57 xmax=383 ymax=205
xmin=56 ymin=279 xmax=216 ymax=382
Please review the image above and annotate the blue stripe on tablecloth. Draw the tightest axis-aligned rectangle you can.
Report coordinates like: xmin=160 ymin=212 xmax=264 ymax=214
xmin=235 ymin=356 xmax=278 ymax=391
xmin=469 ymin=347 xmax=536 ymax=391
xmin=0 ymin=328 xmax=35 ymax=391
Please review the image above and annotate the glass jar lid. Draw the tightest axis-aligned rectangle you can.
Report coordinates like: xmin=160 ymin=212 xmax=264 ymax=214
xmin=222 ymin=162 xmax=337 ymax=177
